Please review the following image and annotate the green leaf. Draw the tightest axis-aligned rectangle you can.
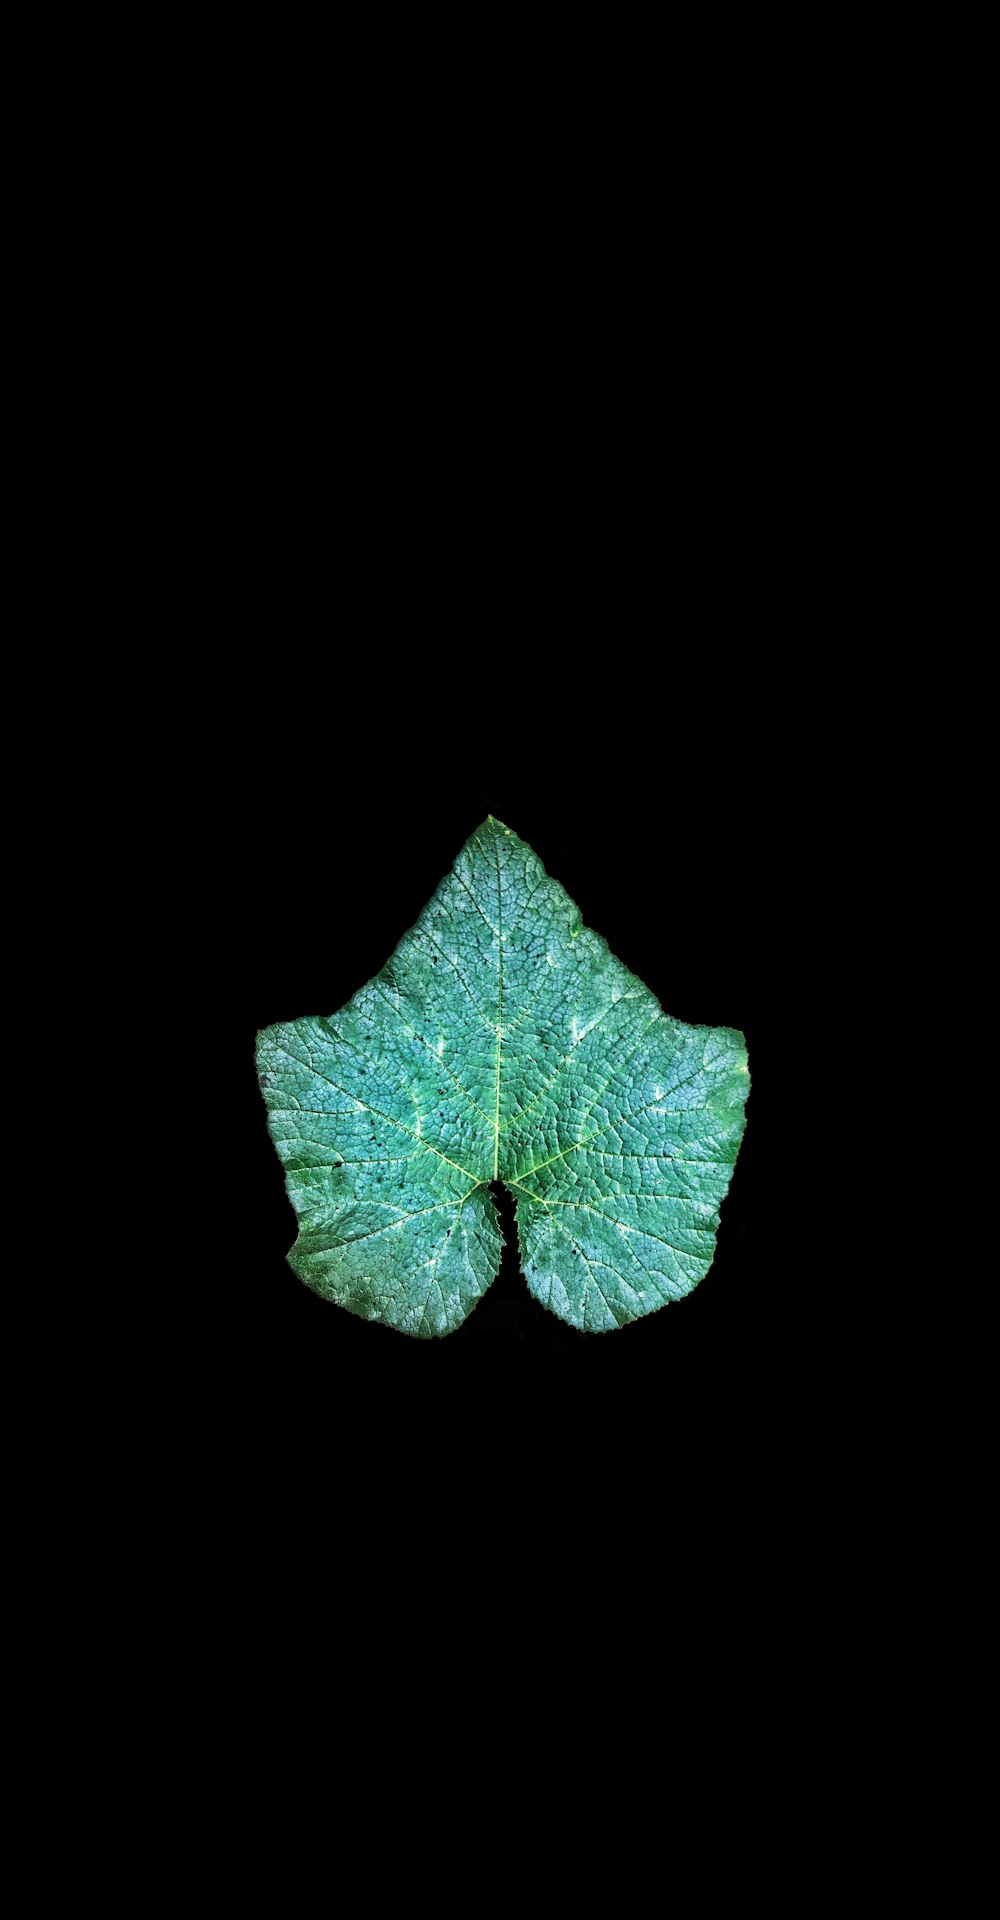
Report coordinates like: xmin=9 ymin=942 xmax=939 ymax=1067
xmin=256 ymin=819 xmax=749 ymax=1338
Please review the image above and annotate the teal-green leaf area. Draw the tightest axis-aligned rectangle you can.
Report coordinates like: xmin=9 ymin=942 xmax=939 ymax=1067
xmin=256 ymin=819 xmax=749 ymax=1337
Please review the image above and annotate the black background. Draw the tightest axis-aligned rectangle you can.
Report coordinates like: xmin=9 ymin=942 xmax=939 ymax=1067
xmin=81 ymin=60 xmax=884 ymax=1815
xmin=65 ymin=65 xmax=876 ymax=1807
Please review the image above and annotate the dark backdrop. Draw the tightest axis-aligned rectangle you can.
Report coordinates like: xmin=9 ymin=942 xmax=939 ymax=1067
xmin=133 ymin=69 xmax=850 ymax=1781
xmin=116 ymin=51 xmax=860 ymax=1839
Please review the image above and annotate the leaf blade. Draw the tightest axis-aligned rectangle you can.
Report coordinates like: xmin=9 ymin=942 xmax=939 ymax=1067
xmin=257 ymin=818 xmax=749 ymax=1336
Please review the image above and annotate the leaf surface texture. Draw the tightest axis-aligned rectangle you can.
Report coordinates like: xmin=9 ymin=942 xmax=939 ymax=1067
xmin=257 ymin=820 xmax=749 ymax=1336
